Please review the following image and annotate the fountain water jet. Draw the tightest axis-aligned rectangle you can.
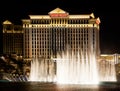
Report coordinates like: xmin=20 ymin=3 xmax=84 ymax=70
xmin=98 ymin=60 xmax=116 ymax=82
xmin=29 ymin=58 xmax=56 ymax=82
xmin=56 ymin=49 xmax=99 ymax=84
xmin=29 ymin=49 xmax=117 ymax=84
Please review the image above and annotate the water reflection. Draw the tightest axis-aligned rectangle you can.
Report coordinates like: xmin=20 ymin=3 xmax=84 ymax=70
xmin=0 ymin=82 xmax=120 ymax=91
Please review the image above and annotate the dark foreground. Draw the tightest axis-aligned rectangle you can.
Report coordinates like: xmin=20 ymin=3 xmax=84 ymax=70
xmin=0 ymin=81 xmax=120 ymax=91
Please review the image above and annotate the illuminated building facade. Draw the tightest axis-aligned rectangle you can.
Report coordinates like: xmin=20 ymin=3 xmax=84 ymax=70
xmin=99 ymin=54 xmax=120 ymax=64
xmin=2 ymin=8 xmax=120 ymax=79
xmin=22 ymin=8 xmax=100 ymax=60
xmin=2 ymin=20 xmax=23 ymax=55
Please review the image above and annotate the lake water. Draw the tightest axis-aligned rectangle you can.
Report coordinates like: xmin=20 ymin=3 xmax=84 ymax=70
xmin=0 ymin=82 xmax=120 ymax=91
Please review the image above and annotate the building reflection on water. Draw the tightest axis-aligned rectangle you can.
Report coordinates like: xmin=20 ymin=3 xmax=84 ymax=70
xmin=0 ymin=82 xmax=120 ymax=91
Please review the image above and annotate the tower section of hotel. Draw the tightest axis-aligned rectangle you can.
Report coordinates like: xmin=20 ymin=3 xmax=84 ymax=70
xmin=2 ymin=20 xmax=23 ymax=56
xmin=22 ymin=8 xmax=100 ymax=61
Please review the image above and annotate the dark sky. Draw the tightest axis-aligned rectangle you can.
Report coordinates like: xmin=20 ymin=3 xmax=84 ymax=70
xmin=0 ymin=0 xmax=120 ymax=54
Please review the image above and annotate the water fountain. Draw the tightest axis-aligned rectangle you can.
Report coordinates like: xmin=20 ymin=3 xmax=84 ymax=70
xmin=0 ymin=49 xmax=118 ymax=91
xmin=29 ymin=58 xmax=55 ymax=82
xmin=1 ymin=73 xmax=28 ymax=82
xmin=29 ymin=48 xmax=117 ymax=84
xmin=98 ymin=60 xmax=116 ymax=82
xmin=56 ymin=49 xmax=98 ymax=84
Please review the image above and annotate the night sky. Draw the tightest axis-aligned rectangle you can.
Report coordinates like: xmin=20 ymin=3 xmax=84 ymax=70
xmin=0 ymin=0 xmax=120 ymax=54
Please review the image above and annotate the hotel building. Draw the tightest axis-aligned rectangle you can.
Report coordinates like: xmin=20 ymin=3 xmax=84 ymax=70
xmin=3 ymin=8 xmax=120 ymax=79
xmin=2 ymin=20 xmax=23 ymax=56
xmin=22 ymin=8 xmax=100 ymax=61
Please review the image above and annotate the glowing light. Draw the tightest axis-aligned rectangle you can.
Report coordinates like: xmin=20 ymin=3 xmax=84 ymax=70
xmin=50 ymin=13 xmax=68 ymax=17
xmin=56 ymin=49 xmax=99 ymax=84
xmin=29 ymin=48 xmax=117 ymax=84
xmin=29 ymin=48 xmax=99 ymax=84
xmin=96 ymin=17 xmax=100 ymax=25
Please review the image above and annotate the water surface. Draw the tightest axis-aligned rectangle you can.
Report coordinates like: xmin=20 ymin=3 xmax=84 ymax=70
xmin=0 ymin=82 xmax=120 ymax=91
